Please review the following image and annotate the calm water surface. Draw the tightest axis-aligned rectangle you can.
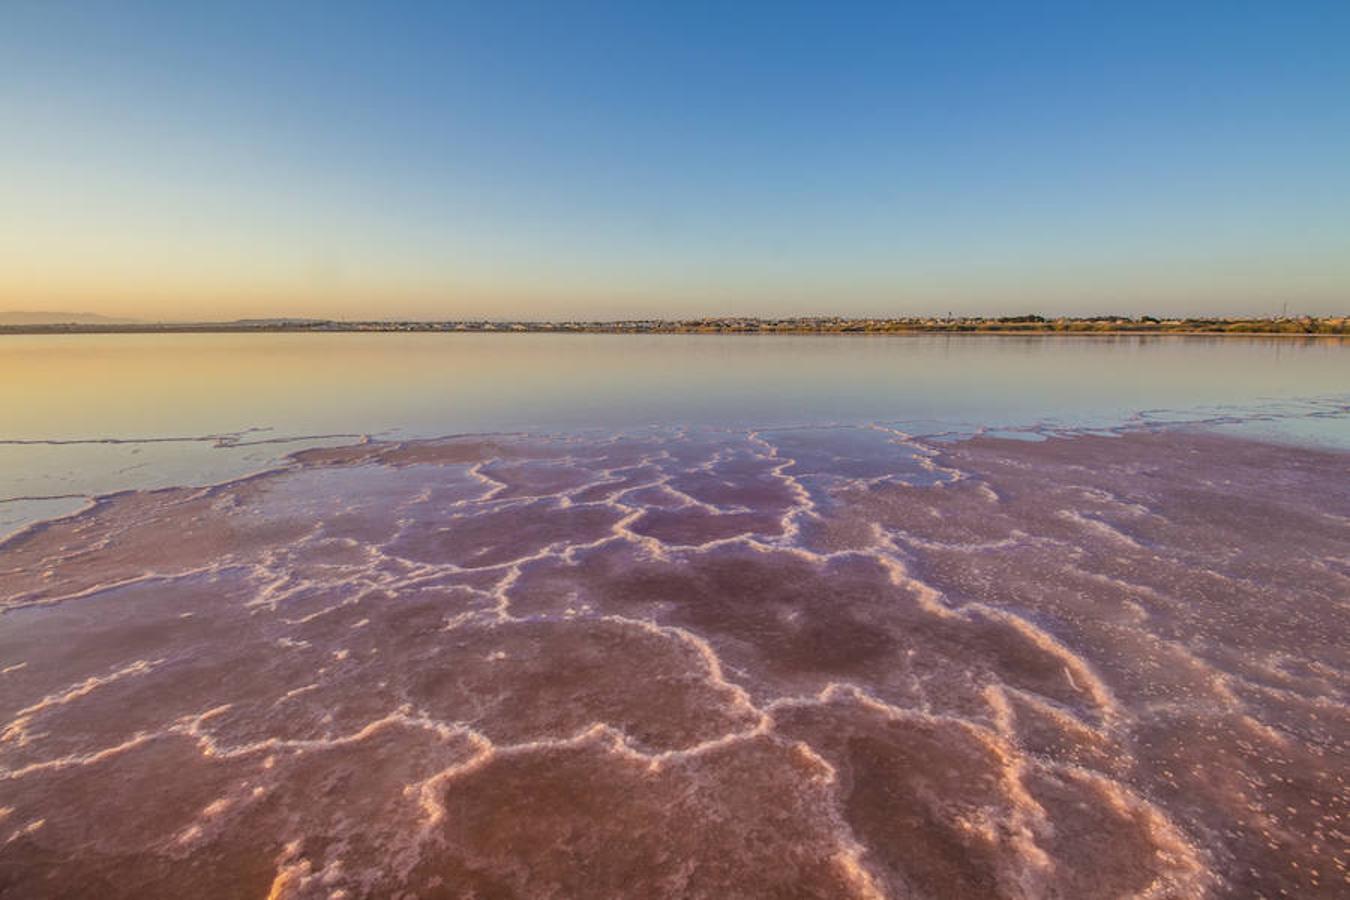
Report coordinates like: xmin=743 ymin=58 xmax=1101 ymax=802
xmin=2 ymin=333 xmax=1348 ymax=898
xmin=1 ymin=333 xmax=1346 ymax=532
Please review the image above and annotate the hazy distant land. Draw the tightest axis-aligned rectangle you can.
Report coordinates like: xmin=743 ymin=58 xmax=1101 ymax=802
xmin=0 ymin=310 xmax=140 ymax=326
xmin=1 ymin=314 xmax=1346 ymax=335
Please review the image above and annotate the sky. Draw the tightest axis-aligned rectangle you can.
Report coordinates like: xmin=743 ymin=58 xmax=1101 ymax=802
xmin=2 ymin=1 xmax=1348 ymax=321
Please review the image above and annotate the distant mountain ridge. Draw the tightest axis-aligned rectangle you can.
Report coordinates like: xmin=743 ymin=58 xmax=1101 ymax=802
xmin=0 ymin=311 xmax=140 ymax=325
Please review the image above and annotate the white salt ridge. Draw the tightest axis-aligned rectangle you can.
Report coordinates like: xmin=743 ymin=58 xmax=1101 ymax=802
xmin=0 ymin=424 xmax=1345 ymax=897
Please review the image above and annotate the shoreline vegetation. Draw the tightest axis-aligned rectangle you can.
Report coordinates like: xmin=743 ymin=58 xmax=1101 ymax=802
xmin=1 ymin=314 xmax=1347 ymax=336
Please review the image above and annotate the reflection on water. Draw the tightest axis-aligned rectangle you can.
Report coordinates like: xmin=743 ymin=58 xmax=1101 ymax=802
xmin=4 ymin=333 xmax=1348 ymax=436
xmin=2 ymin=337 xmax=1347 ymax=897
xmin=0 ymin=333 xmax=1346 ymax=533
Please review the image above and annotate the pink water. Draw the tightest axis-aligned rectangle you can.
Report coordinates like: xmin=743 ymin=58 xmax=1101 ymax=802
xmin=1 ymin=422 xmax=1345 ymax=897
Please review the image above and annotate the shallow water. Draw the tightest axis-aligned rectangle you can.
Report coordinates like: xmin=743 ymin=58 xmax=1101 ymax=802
xmin=1 ymin=335 xmax=1347 ymax=897
xmin=2 ymin=332 xmax=1347 ymax=535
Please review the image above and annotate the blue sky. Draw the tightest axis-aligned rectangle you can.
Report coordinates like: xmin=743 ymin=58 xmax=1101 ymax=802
xmin=3 ymin=1 xmax=1348 ymax=319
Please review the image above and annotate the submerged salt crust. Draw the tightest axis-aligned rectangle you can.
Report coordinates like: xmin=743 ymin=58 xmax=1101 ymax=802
xmin=4 ymin=332 xmax=1349 ymax=539
xmin=0 ymin=424 xmax=1346 ymax=898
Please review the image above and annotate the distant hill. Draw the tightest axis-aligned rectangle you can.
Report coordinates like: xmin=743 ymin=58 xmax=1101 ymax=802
xmin=0 ymin=311 xmax=140 ymax=325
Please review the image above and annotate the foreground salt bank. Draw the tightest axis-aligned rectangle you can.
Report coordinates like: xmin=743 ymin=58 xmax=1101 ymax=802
xmin=0 ymin=426 xmax=1345 ymax=898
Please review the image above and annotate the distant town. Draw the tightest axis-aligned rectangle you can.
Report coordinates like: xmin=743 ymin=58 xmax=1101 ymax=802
xmin=1 ymin=314 xmax=1346 ymax=336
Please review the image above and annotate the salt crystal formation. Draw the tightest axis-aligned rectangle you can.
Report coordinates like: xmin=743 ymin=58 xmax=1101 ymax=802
xmin=1 ymin=427 xmax=1345 ymax=898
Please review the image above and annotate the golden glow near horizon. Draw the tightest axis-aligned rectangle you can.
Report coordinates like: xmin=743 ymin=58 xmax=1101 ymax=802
xmin=5 ymin=332 xmax=1347 ymax=440
xmin=4 ymin=145 xmax=1346 ymax=321
xmin=3 ymin=5 xmax=1348 ymax=322
xmin=4 ymin=237 xmax=1348 ymax=322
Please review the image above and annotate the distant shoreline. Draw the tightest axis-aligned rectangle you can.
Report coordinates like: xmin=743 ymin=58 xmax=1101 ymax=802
xmin=1 ymin=316 xmax=1346 ymax=337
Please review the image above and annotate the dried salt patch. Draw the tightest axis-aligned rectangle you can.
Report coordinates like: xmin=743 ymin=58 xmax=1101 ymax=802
xmin=1 ymin=426 xmax=1344 ymax=897
xmin=277 ymin=684 xmax=320 ymax=704
xmin=4 ymin=819 xmax=45 ymax=846
xmin=202 ymin=798 xmax=232 ymax=817
xmin=175 ymin=824 xmax=203 ymax=845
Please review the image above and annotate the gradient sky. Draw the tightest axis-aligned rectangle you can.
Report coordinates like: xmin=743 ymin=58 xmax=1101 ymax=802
xmin=3 ymin=1 xmax=1348 ymax=321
